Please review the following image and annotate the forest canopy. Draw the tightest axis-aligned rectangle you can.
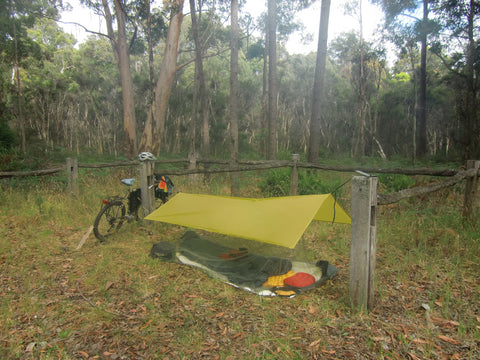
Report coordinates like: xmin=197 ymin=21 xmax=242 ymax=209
xmin=0 ymin=0 xmax=479 ymax=165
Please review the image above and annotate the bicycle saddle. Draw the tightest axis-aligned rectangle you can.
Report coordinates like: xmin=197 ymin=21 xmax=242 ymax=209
xmin=121 ymin=178 xmax=135 ymax=186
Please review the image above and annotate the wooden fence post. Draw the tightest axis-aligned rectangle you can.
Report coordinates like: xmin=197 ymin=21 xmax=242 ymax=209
xmin=66 ymin=157 xmax=78 ymax=196
xmin=463 ymin=160 xmax=480 ymax=222
xmin=188 ymin=151 xmax=199 ymax=184
xmin=350 ymin=175 xmax=378 ymax=311
xmin=139 ymin=161 xmax=155 ymax=216
xmin=290 ymin=154 xmax=300 ymax=196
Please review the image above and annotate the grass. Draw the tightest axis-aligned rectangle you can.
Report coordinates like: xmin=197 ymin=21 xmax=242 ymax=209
xmin=0 ymin=168 xmax=479 ymax=359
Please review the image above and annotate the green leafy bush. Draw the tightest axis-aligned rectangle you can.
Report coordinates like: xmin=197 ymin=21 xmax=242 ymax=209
xmin=258 ymin=168 xmax=344 ymax=197
xmin=378 ymin=173 xmax=416 ymax=193
xmin=0 ymin=121 xmax=16 ymax=151
xmin=258 ymin=168 xmax=291 ymax=197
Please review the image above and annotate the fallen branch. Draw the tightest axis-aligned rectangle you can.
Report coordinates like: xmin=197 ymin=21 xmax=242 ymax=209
xmin=378 ymin=168 xmax=477 ymax=205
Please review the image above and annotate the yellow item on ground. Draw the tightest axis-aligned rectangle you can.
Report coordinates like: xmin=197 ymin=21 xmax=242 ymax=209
xmin=275 ymin=290 xmax=297 ymax=296
xmin=145 ymin=193 xmax=351 ymax=249
xmin=263 ymin=270 xmax=296 ymax=288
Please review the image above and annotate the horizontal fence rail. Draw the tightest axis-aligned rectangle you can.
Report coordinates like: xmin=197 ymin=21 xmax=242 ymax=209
xmin=377 ymin=167 xmax=478 ymax=205
xmin=0 ymin=159 xmax=461 ymax=178
xmin=0 ymin=155 xmax=478 ymax=218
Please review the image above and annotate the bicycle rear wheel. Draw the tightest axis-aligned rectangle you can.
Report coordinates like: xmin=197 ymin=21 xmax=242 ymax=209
xmin=93 ymin=201 xmax=126 ymax=241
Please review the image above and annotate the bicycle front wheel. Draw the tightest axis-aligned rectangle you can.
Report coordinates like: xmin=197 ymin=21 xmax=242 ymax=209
xmin=93 ymin=201 xmax=126 ymax=241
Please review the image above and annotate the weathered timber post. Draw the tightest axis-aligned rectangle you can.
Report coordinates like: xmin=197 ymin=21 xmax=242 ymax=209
xmin=463 ymin=160 xmax=480 ymax=223
xmin=229 ymin=156 xmax=240 ymax=196
xmin=188 ymin=151 xmax=199 ymax=184
xmin=290 ymin=154 xmax=300 ymax=196
xmin=139 ymin=161 xmax=155 ymax=217
xmin=350 ymin=175 xmax=378 ymax=311
xmin=66 ymin=157 xmax=78 ymax=196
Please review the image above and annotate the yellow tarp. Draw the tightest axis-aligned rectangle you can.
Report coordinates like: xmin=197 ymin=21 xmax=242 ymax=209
xmin=145 ymin=193 xmax=351 ymax=249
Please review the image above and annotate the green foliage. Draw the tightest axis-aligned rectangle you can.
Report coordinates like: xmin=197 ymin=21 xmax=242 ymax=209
xmin=0 ymin=120 xmax=16 ymax=150
xmin=378 ymin=173 xmax=416 ymax=193
xmin=245 ymin=40 xmax=264 ymax=60
xmin=377 ymin=77 xmax=415 ymax=157
xmin=258 ymin=168 xmax=344 ymax=197
xmin=298 ymin=171 xmax=345 ymax=196
xmin=0 ymin=0 xmax=475 ymax=160
xmin=258 ymin=168 xmax=291 ymax=197
xmin=394 ymin=72 xmax=410 ymax=81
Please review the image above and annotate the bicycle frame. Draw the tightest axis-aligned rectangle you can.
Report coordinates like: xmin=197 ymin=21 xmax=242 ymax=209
xmin=98 ymin=178 xmax=139 ymax=218
xmin=93 ymin=175 xmax=177 ymax=242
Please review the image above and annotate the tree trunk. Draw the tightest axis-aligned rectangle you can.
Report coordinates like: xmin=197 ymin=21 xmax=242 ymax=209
xmin=372 ymin=63 xmax=384 ymax=159
xmin=358 ymin=0 xmax=366 ymax=162
xmin=12 ymin=19 xmax=25 ymax=153
xmin=260 ymin=31 xmax=268 ymax=158
xmin=308 ymin=0 xmax=331 ymax=163
xmin=139 ymin=0 xmax=184 ymax=154
xmin=416 ymin=0 xmax=428 ymax=158
xmin=407 ymin=43 xmax=418 ymax=164
xmin=229 ymin=0 xmax=240 ymax=195
xmin=146 ymin=0 xmax=155 ymax=100
xmin=267 ymin=0 xmax=277 ymax=160
xmin=188 ymin=0 xmax=198 ymax=155
xmin=463 ymin=0 xmax=477 ymax=159
xmin=189 ymin=0 xmax=210 ymax=159
xmin=115 ymin=0 xmax=137 ymax=158
xmin=101 ymin=0 xmax=137 ymax=158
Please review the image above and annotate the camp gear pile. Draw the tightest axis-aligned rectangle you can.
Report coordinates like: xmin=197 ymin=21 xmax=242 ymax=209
xmin=146 ymin=192 xmax=349 ymax=296
xmin=150 ymin=231 xmax=338 ymax=297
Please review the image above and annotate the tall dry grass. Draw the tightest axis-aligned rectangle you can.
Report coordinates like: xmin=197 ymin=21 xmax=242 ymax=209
xmin=0 ymin=169 xmax=479 ymax=359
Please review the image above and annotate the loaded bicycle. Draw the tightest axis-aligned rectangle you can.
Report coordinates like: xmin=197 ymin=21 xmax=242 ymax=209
xmin=93 ymin=153 xmax=177 ymax=241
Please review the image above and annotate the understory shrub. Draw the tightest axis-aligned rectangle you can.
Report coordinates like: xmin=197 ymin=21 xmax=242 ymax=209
xmin=378 ymin=173 xmax=416 ymax=193
xmin=258 ymin=168 xmax=344 ymax=197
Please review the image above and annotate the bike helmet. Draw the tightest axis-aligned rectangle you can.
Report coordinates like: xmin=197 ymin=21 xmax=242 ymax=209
xmin=138 ymin=152 xmax=156 ymax=161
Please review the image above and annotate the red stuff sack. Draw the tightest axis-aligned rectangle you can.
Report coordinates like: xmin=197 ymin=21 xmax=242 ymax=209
xmin=283 ymin=272 xmax=315 ymax=288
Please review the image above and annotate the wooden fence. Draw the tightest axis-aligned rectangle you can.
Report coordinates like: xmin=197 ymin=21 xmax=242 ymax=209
xmin=1 ymin=155 xmax=479 ymax=311
xmin=2 ymin=154 xmax=477 ymax=214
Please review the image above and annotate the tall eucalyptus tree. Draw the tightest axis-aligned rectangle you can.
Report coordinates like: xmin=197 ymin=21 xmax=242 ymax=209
xmin=230 ymin=0 xmax=239 ymax=194
xmin=139 ymin=0 xmax=185 ymax=154
xmin=373 ymin=0 xmax=439 ymax=158
xmin=81 ymin=0 xmax=184 ymax=156
xmin=308 ymin=0 xmax=330 ymax=162
xmin=432 ymin=0 xmax=480 ymax=159
xmin=1 ymin=0 xmax=57 ymax=152
xmin=263 ymin=0 xmax=314 ymax=160
xmin=188 ymin=0 xmax=210 ymax=158
xmin=112 ymin=0 xmax=137 ymax=157
xmin=79 ymin=0 xmax=138 ymax=158
xmin=266 ymin=0 xmax=277 ymax=160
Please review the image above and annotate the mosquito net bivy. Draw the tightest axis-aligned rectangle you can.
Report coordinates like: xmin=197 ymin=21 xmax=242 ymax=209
xmin=146 ymin=193 xmax=351 ymax=297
